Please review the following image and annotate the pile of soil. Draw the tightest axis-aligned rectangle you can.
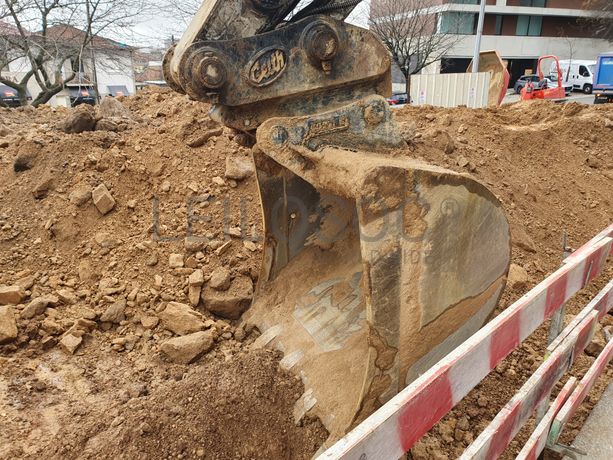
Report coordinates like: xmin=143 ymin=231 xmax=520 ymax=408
xmin=0 ymin=89 xmax=611 ymax=459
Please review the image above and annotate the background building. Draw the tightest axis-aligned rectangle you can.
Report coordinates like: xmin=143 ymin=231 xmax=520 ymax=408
xmin=377 ymin=0 xmax=612 ymax=88
xmin=1 ymin=23 xmax=136 ymax=107
xmin=133 ymin=48 xmax=167 ymax=90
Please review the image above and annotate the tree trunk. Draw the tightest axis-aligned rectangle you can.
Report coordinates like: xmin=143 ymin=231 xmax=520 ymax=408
xmin=31 ymin=87 xmax=63 ymax=107
xmin=405 ymin=75 xmax=411 ymax=102
xmin=18 ymin=90 xmax=28 ymax=106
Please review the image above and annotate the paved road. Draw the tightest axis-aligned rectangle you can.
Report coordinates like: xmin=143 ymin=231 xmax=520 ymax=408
xmin=391 ymin=91 xmax=596 ymax=109
xmin=563 ymin=381 xmax=613 ymax=460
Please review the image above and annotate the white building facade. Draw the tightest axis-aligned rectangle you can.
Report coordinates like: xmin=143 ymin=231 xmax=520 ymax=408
xmin=1 ymin=37 xmax=136 ymax=106
xmin=401 ymin=0 xmax=612 ymax=86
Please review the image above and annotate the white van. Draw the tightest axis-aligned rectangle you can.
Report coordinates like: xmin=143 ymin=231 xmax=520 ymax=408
xmin=554 ymin=60 xmax=597 ymax=94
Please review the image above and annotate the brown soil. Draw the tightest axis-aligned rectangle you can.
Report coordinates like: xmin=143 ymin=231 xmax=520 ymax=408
xmin=0 ymin=90 xmax=611 ymax=459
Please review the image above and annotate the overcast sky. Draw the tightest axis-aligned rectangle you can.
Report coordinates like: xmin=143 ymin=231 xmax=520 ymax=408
xmin=131 ymin=0 xmax=370 ymax=49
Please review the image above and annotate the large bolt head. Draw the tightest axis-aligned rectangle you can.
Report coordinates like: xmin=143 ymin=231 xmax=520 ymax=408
xmin=305 ymin=24 xmax=339 ymax=63
xmin=195 ymin=56 xmax=227 ymax=89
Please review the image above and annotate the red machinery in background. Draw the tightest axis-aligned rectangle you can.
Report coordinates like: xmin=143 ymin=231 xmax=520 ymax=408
xmin=521 ymin=55 xmax=566 ymax=100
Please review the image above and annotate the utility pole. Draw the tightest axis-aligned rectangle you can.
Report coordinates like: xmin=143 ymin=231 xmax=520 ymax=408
xmin=472 ymin=0 xmax=487 ymax=73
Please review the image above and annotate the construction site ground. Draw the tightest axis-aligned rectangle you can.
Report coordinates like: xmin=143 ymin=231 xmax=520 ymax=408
xmin=0 ymin=89 xmax=611 ymax=459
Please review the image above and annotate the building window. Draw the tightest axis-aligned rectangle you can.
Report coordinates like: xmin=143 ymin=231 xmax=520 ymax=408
xmin=516 ymin=15 xmax=542 ymax=36
xmin=495 ymin=15 xmax=504 ymax=35
xmin=439 ymin=12 xmax=477 ymax=34
xmin=450 ymin=0 xmax=479 ymax=4
xmin=520 ymin=0 xmax=546 ymax=6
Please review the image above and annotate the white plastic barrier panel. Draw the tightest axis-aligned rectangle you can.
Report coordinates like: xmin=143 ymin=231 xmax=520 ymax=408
xmin=410 ymin=72 xmax=491 ymax=109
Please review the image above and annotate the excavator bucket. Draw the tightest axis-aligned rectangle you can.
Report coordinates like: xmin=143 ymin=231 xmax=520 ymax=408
xmin=467 ymin=50 xmax=511 ymax=106
xmin=245 ymin=96 xmax=511 ymax=441
xmin=162 ymin=0 xmax=511 ymax=442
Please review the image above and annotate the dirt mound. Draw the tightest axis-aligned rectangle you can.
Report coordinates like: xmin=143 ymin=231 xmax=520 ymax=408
xmin=44 ymin=349 xmax=326 ymax=459
xmin=0 ymin=90 xmax=611 ymax=459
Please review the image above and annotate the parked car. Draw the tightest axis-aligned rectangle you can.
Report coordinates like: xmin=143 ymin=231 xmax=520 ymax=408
xmin=0 ymin=84 xmax=31 ymax=107
xmin=514 ymin=75 xmax=540 ymax=94
xmin=387 ymin=93 xmax=408 ymax=105
xmin=538 ymin=77 xmax=573 ymax=96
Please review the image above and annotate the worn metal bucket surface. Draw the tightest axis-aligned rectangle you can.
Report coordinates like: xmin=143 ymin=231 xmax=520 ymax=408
xmin=244 ymin=96 xmax=511 ymax=441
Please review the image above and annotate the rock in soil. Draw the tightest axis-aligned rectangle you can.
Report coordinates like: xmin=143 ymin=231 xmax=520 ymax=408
xmin=69 ymin=184 xmax=92 ymax=206
xmin=158 ymin=301 xmax=206 ymax=335
xmin=100 ymin=299 xmax=126 ymax=324
xmin=98 ymin=96 xmax=132 ymax=118
xmin=61 ymin=104 xmax=96 ymax=133
xmin=0 ymin=285 xmax=26 ymax=305
xmin=91 ymin=184 xmax=116 ymax=215
xmin=188 ymin=269 xmax=204 ymax=306
xmin=201 ymin=274 xmax=254 ymax=319
xmin=59 ymin=333 xmax=83 ymax=354
xmin=0 ymin=305 xmax=18 ymax=344
xmin=160 ymin=330 xmax=214 ymax=364
xmin=225 ymin=156 xmax=254 ymax=180
xmin=168 ymin=253 xmax=184 ymax=268
xmin=20 ymin=294 xmax=59 ymax=319
xmin=209 ymin=266 xmax=231 ymax=291
xmin=507 ymin=263 xmax=529 ymax=291
xmin=13 ymin=151 xmax=38 ymax=172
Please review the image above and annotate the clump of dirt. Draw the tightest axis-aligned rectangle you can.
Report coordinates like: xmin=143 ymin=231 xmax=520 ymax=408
xmin=0 ymin=90 xmax=611 ymax=459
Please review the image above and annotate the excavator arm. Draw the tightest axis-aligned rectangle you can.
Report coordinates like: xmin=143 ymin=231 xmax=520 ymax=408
xmin=164 ymin=0 xmax=511 ymax=444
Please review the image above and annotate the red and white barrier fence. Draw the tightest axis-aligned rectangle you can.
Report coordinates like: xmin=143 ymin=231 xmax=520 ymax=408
xmin=459 ymin=311 xmax=598 ymax=460
xmin=547 ymin=279 xmax=613 ymax=354
xmin=548 ymin=336 xmax=613 ymax=446
xmin=319 ymin=224 xmax=613 ymax=460
xmin=564 ymin=225 xmax=613 ymax=266
xmin=516 ymin=377 xmax=577 ymax=460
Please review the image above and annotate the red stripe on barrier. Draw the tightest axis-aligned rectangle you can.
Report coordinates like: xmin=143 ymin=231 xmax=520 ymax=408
xmin=398 ymin=368 xmax=454 ymax=450
xmin=490 ymin=311 xmax=521 ymax=369
xmin=582 ymin=243 xmax=607 ymax=285
xmin=545 ymin=272 xmax=568 ymax=318
xmin=547 ymin=279 xmax=613 ymax=356
xmin=485 ymin=402 xmax=520 ymax=459
xmin=573 ymin=320 xmax=595 ymax=359
xmin=565 ymin=224 xmax=613 ymax=264
xmin=462 ymin=313 xmax=593 ymax=460
xmin=533 ymin=352 xmax=565 ymax=409
xmin=598 ymin=289 xmax=612 ymax=319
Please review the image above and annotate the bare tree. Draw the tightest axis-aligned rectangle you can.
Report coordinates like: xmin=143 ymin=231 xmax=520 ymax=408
xmin=582 ymin=0 xmax=613 ymax=41
xmin=369 ymin=0 xmax=463 ymax=95
xmin=0 ymin=0 xmax=148 ymax=106
xmin=556 ymin=29 xmax=576 ymax=84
